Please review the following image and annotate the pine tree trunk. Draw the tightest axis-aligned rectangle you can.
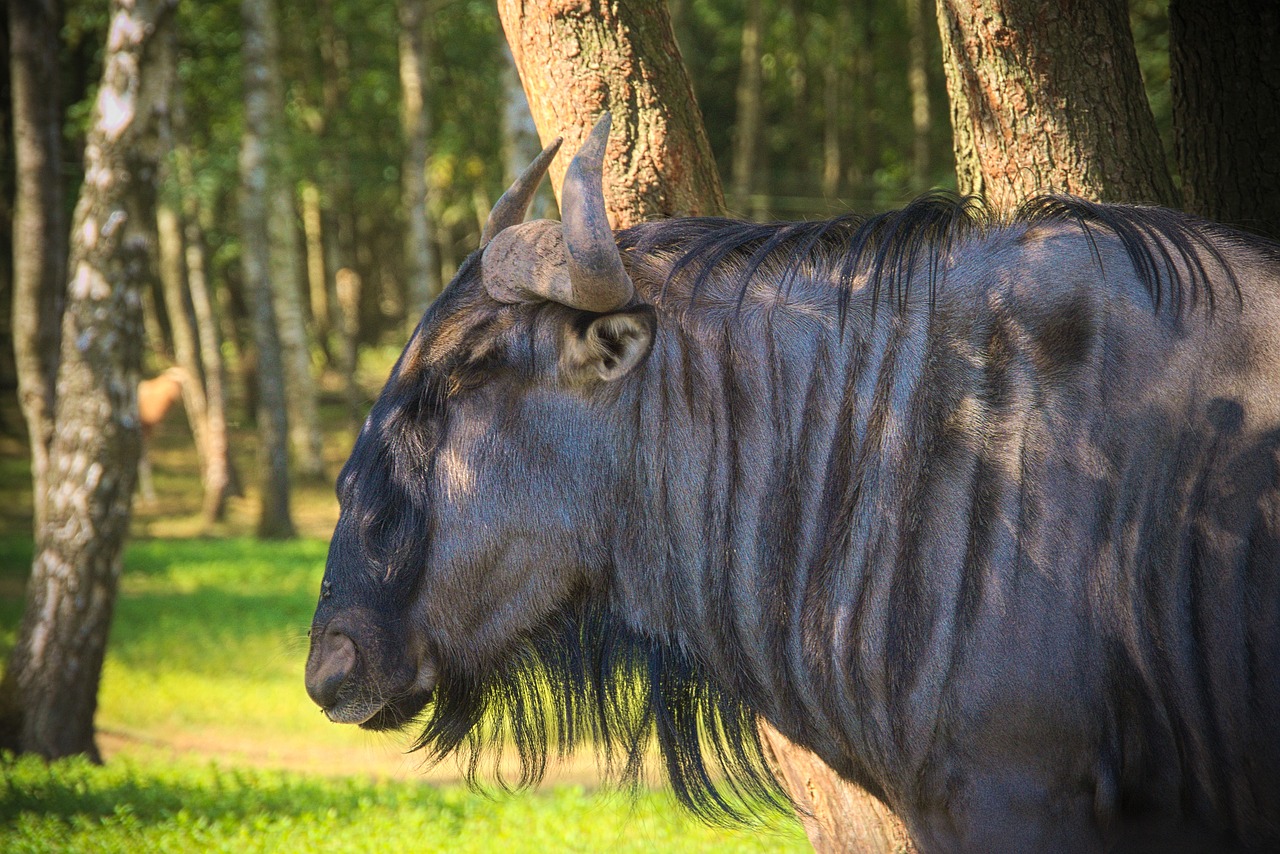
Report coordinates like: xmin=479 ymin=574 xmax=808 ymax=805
xmin=498 ymin=4 xmax=914 ymax=849
xmin=242 ymin=0 xmax=295 ymax=539
xmin=8 ymin=0 xmax=67 ymax=536
xmin=1170 ymin=0 xmax=1280 ymax=240
xmin=398 ymin=0 xmax=436 ymax=326
xmin=0 ymin=0 xmax=175 ymax=759
xmin=496 ymin=0 xmax=724 ymax=228
xmin=935 ymin=0 xmax=1176 ymax=209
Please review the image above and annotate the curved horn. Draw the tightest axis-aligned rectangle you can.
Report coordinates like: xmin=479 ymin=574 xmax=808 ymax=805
xmin=480 ymin=137 xmax=563 ymax=244
xmin=559 ymin=112 xmax=635 ymax=312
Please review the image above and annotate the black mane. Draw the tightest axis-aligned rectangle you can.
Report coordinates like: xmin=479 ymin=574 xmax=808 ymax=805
xmin=619 ymin=192 xmax=1259 ymax=322
xmin=410 ymin=600 xmax=790 ymax=824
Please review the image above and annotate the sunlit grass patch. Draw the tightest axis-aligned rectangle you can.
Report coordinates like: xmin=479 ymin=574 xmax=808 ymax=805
xmin=0 ymin=755 xmax=807 ymax=853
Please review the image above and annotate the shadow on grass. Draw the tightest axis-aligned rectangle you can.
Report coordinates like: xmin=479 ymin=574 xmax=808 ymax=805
xmin=0 ymin=755 xmax=466 ymax=828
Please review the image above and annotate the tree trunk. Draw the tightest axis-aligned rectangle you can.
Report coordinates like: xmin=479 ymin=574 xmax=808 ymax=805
xmin=731 ymin=0 xmax=764 ymax=218
xmin=498 ymin=4 xmax=915 ymax=849
xmin=501 ymin=41 xmax=554 ymax=221
xmin=0 ymin=0 xmax=175 ymax=759
xmin=8 ymin=0 xmax=67 ymax=536
xmin=906 ymin=0 xmax=932 ymax=192
xmin=935 ymin=0 xmax=1176 ymax=209
xmin=170 ymin=87 xmax=238 ymax=521
xmin=250 ymin=0 xmax=323 ymax=481
xmin=1170 ymin=0 xmax=1280 ymax=240
xmin=398 ymin=0 xmax=436 ymax=327
xmin=242 ymin=0 xmax=295 ymax=539
xmin=497 ymin=0 xmax=724 ymax=227
xmin=300 ymin=180 xmax=332 ymax=349
xmin=153 ymin=23 xmax=216 ymax=515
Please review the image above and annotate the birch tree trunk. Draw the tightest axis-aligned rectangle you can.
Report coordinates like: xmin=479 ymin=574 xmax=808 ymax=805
xmin=398 ymin=0 xmax=436 ymax=325
xmin=1170 ymin=0 xmax=1280 ymax=240
xmin=242 ymin=0 xmax=295 ymax=539
xmin=935 ymin=0 xmax=1176 ymax=209
xmin=496 ymin=0 xmax=724 ymax=225
xmin=0 ymin=0 xmax=175 ymax=759
xmin=497 ymin=5 xmax=914 ymax=850
xmin=251 ymin=0 xmax=323 ymax=481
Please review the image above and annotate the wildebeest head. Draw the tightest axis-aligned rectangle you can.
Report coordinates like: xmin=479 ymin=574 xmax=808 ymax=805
xmin=304 ymin=116 xmax=774 ymax=815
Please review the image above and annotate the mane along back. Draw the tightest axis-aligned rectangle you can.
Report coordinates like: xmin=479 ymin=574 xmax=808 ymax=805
xmin=618 ymin=192 xmax=1258 ymax=323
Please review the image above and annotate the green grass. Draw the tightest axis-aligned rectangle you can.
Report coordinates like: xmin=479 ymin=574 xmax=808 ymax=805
xmin=0 ymin=535 xmax=808 ymax=851
xmin=0 ymin=754 xmax=804 ymax=853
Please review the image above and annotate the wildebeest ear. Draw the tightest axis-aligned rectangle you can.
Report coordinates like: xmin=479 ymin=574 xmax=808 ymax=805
xmin=560 ymin=305 xmax=656 ymax=384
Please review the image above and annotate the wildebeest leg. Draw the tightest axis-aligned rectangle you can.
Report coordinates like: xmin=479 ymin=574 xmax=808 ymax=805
xmin=911 ymin=770 xmax=1104 ymax=853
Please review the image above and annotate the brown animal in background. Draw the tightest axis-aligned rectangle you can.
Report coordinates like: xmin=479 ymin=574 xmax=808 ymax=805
xmin=136 ymin=366 xmax=188 ymax=502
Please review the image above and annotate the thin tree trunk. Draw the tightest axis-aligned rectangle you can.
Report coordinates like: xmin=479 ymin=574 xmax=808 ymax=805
xmin=398 ymin=0 xmax=435 ymax=327
xmin=154 ymin=23 xmax=214 ymax=514
xmin=906 ymin=0 xmax=932 ymax=192
xmin=249 ymin=0 xmax=322 ymax=481
xmin=171 ymin=92 xmax=238 ymax=521
xmin=731 ymin=0 xmax=764 ymax=218
xmin=497 ymin=0 xmax=724 ymax=227
xmin=300 ymin=180 xmax=331 ymax=347
xmin=821 ymin=12 xmax=843 ymax=200
xmin=242 ymin=0 xmax=295 ymax=539
xmin=1170 ymin=0 xmax=1280 ymax=240
xmin=0 ymin=0 xmax=175 ymax=759
xmin=935 ymin=0 xmax=1176 ymax=209
xmin=501 ymin=41 xmax=553 ymax=220
xmin=498 ymin=4 xmax=913 ymax=849
xmin=8 ymin=0 xmax=66 ymax=536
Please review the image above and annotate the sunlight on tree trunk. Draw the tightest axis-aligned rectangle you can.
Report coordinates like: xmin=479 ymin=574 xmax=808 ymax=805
xmin=497 ymin=0 xmax=724 ymax=228
xmin=242 ymin=0 xmax=296 ymax=539
xmin=936 ymin=0 xmax=1175 ymax=209
xmin=0 ymin=0 xmax=176 ymax=759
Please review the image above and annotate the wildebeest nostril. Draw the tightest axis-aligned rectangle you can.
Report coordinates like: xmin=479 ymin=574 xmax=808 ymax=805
xmin=304 ymin=627 xmax=357 ymax=709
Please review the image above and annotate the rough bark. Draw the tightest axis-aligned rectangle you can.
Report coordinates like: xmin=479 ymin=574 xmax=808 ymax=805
xmin=1170 ymin=0 xmax=1280 ymax=240
xmin=8 ymin=0 xmax=67 ymax=534
xmin=242 ymin=0 xmax=295 ymax=539
xmin=0 ymin=0 xmax=175 ymax=759
xmin=935 ymin=0 xmax=1176 ymax=209
xmin=398 ymin=0 xmax=436 ymax=325
xmin=496 ymin=0 xmax=724 ymax=228
xmin=498 ymin=3 xmax=913 ymax=849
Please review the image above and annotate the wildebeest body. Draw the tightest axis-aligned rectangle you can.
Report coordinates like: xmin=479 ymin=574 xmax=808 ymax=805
xmin=307 ymin=124 xmax=1280 ymax=852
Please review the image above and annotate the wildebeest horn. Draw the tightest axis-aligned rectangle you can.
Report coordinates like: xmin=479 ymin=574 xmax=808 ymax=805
xmin=482 ymin=113 xmax=634 ymax=313
xmin=480 ymin=136 xmax=563 ymax=245
xmin=559 ymin=113 xmax=635 ymax=312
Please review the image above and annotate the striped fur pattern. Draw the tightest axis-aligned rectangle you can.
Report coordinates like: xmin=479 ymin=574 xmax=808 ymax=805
xmin=309 ymin=195 xmax=1280 ymax=850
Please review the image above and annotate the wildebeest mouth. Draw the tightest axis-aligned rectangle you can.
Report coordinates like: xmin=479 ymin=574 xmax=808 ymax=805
xmin=353 ymin=687 xmax=435 ymax=732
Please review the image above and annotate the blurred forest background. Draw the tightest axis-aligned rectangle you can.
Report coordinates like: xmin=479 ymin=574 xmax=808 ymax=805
xmin=0 ymin=0 xmax=1269 ymax=849
xmin=0 ymin=0 xmax=1179 ymax=428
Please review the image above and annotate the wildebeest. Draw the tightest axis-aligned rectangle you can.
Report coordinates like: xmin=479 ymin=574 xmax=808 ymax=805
xmin=306 ymin=114 xmax=1280 ymax=851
